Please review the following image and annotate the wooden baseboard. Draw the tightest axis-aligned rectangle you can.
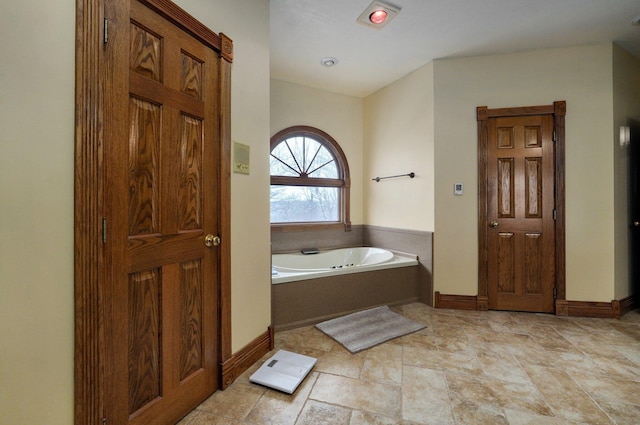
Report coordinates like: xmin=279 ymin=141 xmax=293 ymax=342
xmin=434 ymin=292 xmax=478 ymax=310
xmin=564 ymin=296 xmax=633 ymax=319
xmin=555 ymin=299 xmax=569 ymax=316
xmin=220 ymin=327 xmax=273 ymax=389
xmin=566 ymin=300 xmax=617 ymax=319
xmin=476 ymin=295 xmax=488 ymax=311
xmin=435 ymin=292 xmax=636 ymax=320
xmin=620 ymin=295 xmax=636 ymax=317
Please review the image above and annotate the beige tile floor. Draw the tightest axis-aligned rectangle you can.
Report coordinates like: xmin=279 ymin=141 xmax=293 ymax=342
xmin=180 ymin=303 xmax=640 ymax=425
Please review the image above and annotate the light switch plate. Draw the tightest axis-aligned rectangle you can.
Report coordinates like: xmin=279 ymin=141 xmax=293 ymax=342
xmin=454 ymin=183 xmax=463 ymax=195
xmin=233 ymin=141 xmax=250 ymax=174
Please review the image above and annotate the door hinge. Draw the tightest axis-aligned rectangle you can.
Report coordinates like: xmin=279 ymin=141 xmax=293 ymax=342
xmin=553 ymin=209 xmax=557 ymax=221
xmin=103 ymin=18 xmax=108 ymax=44
xmin=552 ymin=131 xmax=557 ymax=142
xmin=553 ymin=287 xmax=557 ymax=299
xmin=103 ymin=417 xmax=107 ymax=425
xmin=102 ymin=217 xmax=107 ymax=244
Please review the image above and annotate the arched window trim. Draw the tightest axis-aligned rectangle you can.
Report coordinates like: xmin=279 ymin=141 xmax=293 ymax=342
xmin=270 ymin=125 xmax=351 ymax=232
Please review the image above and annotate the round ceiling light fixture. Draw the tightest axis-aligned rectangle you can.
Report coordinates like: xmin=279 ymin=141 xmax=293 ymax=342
xmin=357 ymin=1 xmax=401 ymax=30
xmin=369 ymin=9 xmax=388 ymax=24
xmin=321 ymin=57 xmax=338 ymax=67
xmin=632 ymin=15 xmax=640 ymax=26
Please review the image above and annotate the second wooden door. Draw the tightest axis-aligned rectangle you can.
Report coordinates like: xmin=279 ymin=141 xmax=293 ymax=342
xmin=486 ymin=114 xmax=556 ymax=312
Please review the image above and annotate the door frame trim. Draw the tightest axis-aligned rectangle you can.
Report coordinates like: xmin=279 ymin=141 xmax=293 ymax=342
xmin=476 ymin=101 xmax=566 ymax=313
xmin=74 ymin=1 xmax=232 ymax=423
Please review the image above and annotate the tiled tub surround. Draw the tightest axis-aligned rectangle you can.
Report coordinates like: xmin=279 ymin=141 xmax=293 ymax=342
xmin=272 ymin=263 xmax=420 ymax=330
xmin=180 ymin=303 xmax=640 ymax=425
xmin=364 ymin=226 xmax=433 ymax=306
xmin=271 ymin=225 xmax=433 ymax=304
xmin=270 ymin=226 xmax=365 ymax=253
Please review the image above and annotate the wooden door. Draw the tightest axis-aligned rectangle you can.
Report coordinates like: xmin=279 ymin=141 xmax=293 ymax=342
xmin=630 ymin=120 xmax=640 ymax=302
xmin=103 ymin=1 xmax=225 ymax=423
xmin=485 ymin=114 xmax=556 ymax=312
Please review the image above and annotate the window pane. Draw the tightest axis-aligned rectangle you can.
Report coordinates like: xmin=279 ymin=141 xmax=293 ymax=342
xmin=270 ymin=185 xmax=339 ymax=222
xmin=270 ymin=140 xmax=299 ymax=176
xmin=307 ymin=144 xmax=337 ymax=178
xmin=270 ymin=137 xmax=338 ymax=178
xmin=270 ymin=152 xmax=298 ymax=176
xmin=287 ymin=136 xmax=306 ymax=170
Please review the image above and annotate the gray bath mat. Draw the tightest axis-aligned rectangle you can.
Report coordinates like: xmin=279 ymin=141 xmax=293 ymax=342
xmin=315 ymin=305 xmax=425 ymax=353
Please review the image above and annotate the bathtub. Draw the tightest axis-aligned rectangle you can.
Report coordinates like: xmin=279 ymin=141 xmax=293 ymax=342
xmin=271 ymin=247 xmax=420 ymax=330
xmin=272 ymin=247 xmax=417 ymax=284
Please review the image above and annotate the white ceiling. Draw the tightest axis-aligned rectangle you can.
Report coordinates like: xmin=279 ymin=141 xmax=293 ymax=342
xmin=270 ymin=0 xmax=640 ymax=98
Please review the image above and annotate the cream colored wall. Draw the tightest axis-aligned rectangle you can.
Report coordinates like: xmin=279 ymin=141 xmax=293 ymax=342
xmin=270 ymin=79 xmax=365 ymax=225
xmin=433 ymin=43 xmax=616 ymax=301
xmin=0 ymin=1 xmax=75 ymax=423
xmin=0 ymin=1 xmax=270 ymax=423
xmin=363 ymin=63 xmax=435 ymax=231
xmin=613 ymin=45 xmax=640 ymax=299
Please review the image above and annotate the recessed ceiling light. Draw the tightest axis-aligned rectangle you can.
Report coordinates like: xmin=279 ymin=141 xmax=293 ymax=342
xmin=357 ymin=0 xmax=401 ymax=30
xmin=321 ymin=57 xmax=338 ymax=67
xmin=369 ymin=9 xmax=388 ymax=25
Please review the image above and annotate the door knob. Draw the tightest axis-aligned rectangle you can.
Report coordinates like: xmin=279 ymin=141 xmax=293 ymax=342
xmin=489 ymin=221 xmax=499 ymax=228
xmin=634 ymin=221 xmax=640 ymax=227
xmin=204 ymin=234 xmax=221 ymax=247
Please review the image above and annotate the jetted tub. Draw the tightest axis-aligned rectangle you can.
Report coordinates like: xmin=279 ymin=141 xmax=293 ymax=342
xmin=271 ymin=247 xmax=420 ymax=330
xmin=271 ymin=247 xmax=417 ymax=284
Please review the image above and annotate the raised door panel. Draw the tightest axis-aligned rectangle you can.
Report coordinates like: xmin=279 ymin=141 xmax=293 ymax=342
xmin=181 ymin=52 xmax=203 ymax=99
xmin=497 ymin=232 xmax=515 ymax=293
xmin=525 ymin=158 xmax=542 ymax=218
xmin=178 ymin=115 xmax=203 ymax=231
xmin=498 ymin=158 xmax=514 ymax=218
xmin=179 ymin=259 xmax=204 ymax=381
xmin=128 ymin=269 xmax=162 ymax=415
xmin=128 ymin=97 xmax=161 ymax=237
xmin=130 ymin=22 xmax=162 ymax=81
xmin=524 ymin=233 xmax=542 ymax=294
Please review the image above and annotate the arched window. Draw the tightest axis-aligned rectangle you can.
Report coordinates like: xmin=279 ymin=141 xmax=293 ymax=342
xmin=270 ymin=126 xmax=351 ymax=231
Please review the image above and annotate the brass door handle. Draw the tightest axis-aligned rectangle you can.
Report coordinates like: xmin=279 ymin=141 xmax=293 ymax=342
xmin=204 ymin=234 xmax=221 ymax=247
xmin=489 ymin=221 xmax=499 ymax=228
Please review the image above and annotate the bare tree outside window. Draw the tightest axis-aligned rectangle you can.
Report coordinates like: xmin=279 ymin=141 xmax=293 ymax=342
xmin=270 ymin=126 xmax=350 ymax=230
